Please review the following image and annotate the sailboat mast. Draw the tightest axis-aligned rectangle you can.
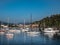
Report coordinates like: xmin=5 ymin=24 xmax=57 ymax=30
xmin=30 ymin=14 xmax=32 ymax=31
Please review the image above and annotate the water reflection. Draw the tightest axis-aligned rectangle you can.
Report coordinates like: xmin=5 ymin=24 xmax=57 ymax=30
xmin=0 ymin=29 xmax=60 ymax=45
xmin=44 ymin=33 xmax=55 ymax=38
xmin=0 ymin=32 xmax=5 ymax=35
xmin=5 ymin=33 xmax=14 ymax=39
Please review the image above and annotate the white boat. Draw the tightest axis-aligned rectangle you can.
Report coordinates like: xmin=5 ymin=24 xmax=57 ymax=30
xmin=8 ymin=30 xmax=16 ymax=33
xmin=21 ymin=19 xmax=29 ymax=32
xmin=27 ymin=31 xmax=39 ymax=34
xmin=27 ymin=31 xmax=40 ymax=37
xmin=21 ymin=28 xmax=29 ymax=32
xmin=15 ymin=30 xmax=21 ymax=33
xmin=43 ymin=28 xmax=59 ymax=38
xmin=44 ymin=28 xmax=56 ymax=33
xmin=8 ymin=29 xmax=21 ymax=33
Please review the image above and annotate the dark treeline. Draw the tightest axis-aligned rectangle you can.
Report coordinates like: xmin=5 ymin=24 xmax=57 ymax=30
xmin=33 ymin=14 xmax=60 ymax=29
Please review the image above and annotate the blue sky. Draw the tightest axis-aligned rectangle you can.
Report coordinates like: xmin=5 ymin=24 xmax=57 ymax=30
xmin=0 ymin=0 xmax=60 ymax=23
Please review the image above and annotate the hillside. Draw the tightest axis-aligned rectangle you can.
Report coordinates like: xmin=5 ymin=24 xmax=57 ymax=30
xmin=33 ymin=14 xmax=60 ymax=28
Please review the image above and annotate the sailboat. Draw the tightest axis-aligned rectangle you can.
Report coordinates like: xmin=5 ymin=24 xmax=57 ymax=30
xmin=26 ymin=14 xmax=40 ymax=37
xmin=21 ymin=19 xmax=29 ymax=32
xmin=5 ymin=18 xmax=14 ymax=39
xmin=9 ymin=28 xmax=21 ymax=34
xmin=8 ymin=19 xmax=21 ymax=34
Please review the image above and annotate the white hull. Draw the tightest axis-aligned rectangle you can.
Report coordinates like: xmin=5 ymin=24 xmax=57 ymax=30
xmin=44 ymin=31 xmax=56 ymax=33
xmin=27 ymin=32 xmax=39 ymax=34
xmin=27 ymin=32 xmax=40 ymax=37
xmin=8 ymin=30 xmax=21 ymax=33
xmin=44 ymin=28 xmax=59 ymax=33
xmin=21 ymin=29 xmax=29 ymax=32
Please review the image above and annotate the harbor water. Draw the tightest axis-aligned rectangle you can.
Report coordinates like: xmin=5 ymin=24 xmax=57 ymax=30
xmin=0 ymin=29 xmax=60 ymax=45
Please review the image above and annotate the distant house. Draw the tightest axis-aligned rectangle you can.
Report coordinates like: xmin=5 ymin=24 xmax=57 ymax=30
xmin=18 ymin=24 xmax=39 ymax=28
xmin=31 ymin=24 xmax=39 ymax=28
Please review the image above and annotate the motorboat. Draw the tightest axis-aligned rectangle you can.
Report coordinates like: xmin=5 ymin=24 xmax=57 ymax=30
xmin=27 ymin=31 xmax=40 ymax=37
xmin=44 ymin=28 xmax=56 ymax=33
xmin=43 ymin=28 xmax=59 ymax=38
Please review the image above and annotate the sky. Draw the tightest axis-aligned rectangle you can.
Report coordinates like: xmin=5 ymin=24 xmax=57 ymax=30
xmin=0 ymin=0 xmax=60 ymax=23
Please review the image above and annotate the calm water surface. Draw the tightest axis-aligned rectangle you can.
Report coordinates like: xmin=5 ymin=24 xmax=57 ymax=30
xmin=0 ymin=30 xmax=60 ymax=45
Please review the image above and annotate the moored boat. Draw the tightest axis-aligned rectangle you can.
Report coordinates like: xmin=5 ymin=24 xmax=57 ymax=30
xmin=8 ymin=29 xmax=21 ymax=33
xmin=44 ymin=28 xmax=58 ymax=33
